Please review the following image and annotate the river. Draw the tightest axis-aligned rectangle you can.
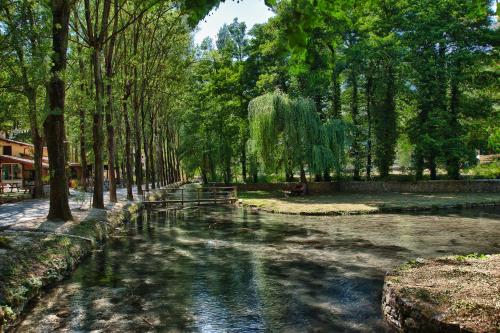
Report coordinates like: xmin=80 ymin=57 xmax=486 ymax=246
xmin=15 ymin=205 xmax=500 ymax=332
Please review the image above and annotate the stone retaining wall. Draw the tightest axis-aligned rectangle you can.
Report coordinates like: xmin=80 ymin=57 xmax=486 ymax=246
xmin=382 ymin=255 xmax=500 ymax=332
xmin=224 ymin=180 xmax=500 ymax=194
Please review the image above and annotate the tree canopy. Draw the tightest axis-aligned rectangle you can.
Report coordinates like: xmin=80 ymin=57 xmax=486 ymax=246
xmin=0 ymin=0 xmax=498 ymax=219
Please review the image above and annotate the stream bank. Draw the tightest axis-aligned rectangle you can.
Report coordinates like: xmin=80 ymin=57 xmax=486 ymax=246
xmin=383 ymin=254 xmax=500 ymax=332
xmin=239 ymin=192 xmax=500 ymax=216
xmin=0 ymin=201 xmax=141 ymax=331
xmin=0 ymin=182 xmax=186 ymax=332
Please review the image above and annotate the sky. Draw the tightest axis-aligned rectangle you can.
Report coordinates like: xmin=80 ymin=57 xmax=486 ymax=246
xmin=193 ymin=0 xmax=275 ymax=45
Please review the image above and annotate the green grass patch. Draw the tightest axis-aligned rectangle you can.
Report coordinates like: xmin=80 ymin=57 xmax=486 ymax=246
xmin=463 ymin=160 xmax=499 ymax=179
xmin=455 ymin=253 xmax=489 ymax=261
xmin=399 ymin=259 xmax=425 ymax=271
xmin=239 ymin=191 xmax=500 ymax=215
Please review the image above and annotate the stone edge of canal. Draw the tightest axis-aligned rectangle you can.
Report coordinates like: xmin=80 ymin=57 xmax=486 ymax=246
xmin=0 ymin=201 xmax=142 ymax=332
xmin=382 ymin=254 xmax=500 ymax=333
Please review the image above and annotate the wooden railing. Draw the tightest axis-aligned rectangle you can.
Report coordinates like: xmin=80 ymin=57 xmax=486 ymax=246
xmin=143 ymin=186 xmax=238 ymax=208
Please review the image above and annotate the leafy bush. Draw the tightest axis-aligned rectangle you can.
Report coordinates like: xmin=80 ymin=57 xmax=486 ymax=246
xmin=463 ymin=160 xmax=500 ymax=179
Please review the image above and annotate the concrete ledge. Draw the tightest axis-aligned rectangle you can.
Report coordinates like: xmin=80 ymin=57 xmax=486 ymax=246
xmin=382 ymin=254 xmax=500 ymax=333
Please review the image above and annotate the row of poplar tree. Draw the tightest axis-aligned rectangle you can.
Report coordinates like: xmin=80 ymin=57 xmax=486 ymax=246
xmin=182 ymin=0 xmax=498 ymax=184
xmin=0 ymin=0 xmax=219 ymax=220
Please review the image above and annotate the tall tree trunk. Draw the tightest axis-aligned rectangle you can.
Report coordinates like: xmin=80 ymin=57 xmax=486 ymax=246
xmin=332 ymin=66 xmax=341 ymax=119
xmin=148 ymin=111 xmax=156 ymax=189
xmin=44 ymin=0 xmax=72 ymax=221
xmin=104 ymin=1 xmax=118 ymax=203
xmin=429 ymin=158 xmax=437 ymax=180
xmin=115 ymin=157 xmax=121 ymax=184
xmin=415 ymin=150 xmax=424 ymax=181
xmin=300 ymin=166 xmax=307 ymax=183
xmin=85 ymin=0 xmax=111 ymax=209
xmin=78 ymin=82 xmax=88 ymax=191
xmin=74 ymin=16 xmax=88 ymax=192
xmin=350 ymin=69 xmax=361 ymax=181
xmin=314 ymin=94 xmax=323 ymax=182
xmin=141 ymin=101 xmax=150 ymax=190
xmin=11 ymin=4 xmax=44 ymax=198
xmin=131 ymin=22 xmax=143 ymax=195
xmin=447 ymin=77 xmax=461 ymax=179
xmin=160 ymin=133 xmax=167 ymax=185
xmin=201 ymin=152 xmax=209 ymax=184
xmin=156 ymin=131 xmax=165 ymax=187
xmin=26 ymin=90 xmax=44 ymax=198
xmin=328 ymin=47 xmax=341 ymax=119
xmin=241 ymin=148 xmax=247 ymax=183
xmin=123 ymin=90 xmax=134 ymax=200
xmin=132 ymin=80 xmax=143 ymax=194
xmin=174 ymin=140 xmax=181 ymax=182
xmin=381 ymin=64 xmax=397 ymax=178
xmin=166 ymin=132 xmax=174 ymax=183
xmin=90 ymin=48 xmax=105 ymax=208
xmin=104 ymin=63 xmax=117 ymax=191
xmin=366 ymin=72 xmax=373 ymax=180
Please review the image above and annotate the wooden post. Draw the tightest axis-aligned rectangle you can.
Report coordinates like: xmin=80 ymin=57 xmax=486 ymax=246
xmin=197 ymin=188 xmax=200 ymax=206
xmin=181 ymin=188 xmax=184 ymax=206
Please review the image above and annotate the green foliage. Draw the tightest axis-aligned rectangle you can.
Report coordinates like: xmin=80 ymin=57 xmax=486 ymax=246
xmin=180 ymin=0 xmax=225 ymax=27
xmin=179 ymin=20 xmax=251 ymax=183
xmin=455 ymin=253 xmax=488 ymax=262
xmin=401 ymin=0 xmax=496 ymax=179
xmin=399 ymin=259 xmax=425 ymax=271
xmin=0 ymin=237 xmax=12 ymax=250
xmin=488 ymin=127 xmax=500 ymax=152
xmin=248 ymin=91 xmax=349 ymax=178
xmin=395 ymin=135 xmax=414 ymax=174
xmin=0 ymin=0 xmax=496 ymax=186
xmin=0 ymin=305 xmax=16 ymax=325
xmin=464 ymin=160 xmax=500 ymax=179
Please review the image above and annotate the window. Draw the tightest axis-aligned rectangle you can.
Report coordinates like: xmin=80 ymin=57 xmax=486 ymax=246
xmin=1 ymin=164 xmax=9 ymax=180
xmin=3 ymin=146 xmax=12 ymax=156
xmin=1 ymin=164 xmax=22 ymax=181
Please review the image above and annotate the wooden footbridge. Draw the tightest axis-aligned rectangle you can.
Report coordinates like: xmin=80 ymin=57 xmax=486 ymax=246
xmin=143 ymin=186 xmax=238 ymax=208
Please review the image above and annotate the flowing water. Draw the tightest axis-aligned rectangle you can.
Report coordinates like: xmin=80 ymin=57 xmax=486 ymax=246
xmin=16 ymin=204 xmax=500 ymax=333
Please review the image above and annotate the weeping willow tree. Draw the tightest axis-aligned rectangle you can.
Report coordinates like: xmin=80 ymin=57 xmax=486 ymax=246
xmin=324 ymin=119 xmax=350 ymax=180
xmin=248 ymin=91 xmax=349 ymax=181
xmin=248 ymin=92 xmax=287 ymax=174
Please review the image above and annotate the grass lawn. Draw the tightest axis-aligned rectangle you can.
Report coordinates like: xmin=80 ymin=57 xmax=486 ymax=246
xmin=239 ymin=191 xmax=500 ymax=215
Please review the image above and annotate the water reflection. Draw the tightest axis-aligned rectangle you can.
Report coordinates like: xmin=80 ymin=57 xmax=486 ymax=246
xmin=16 ymin=207 xmax=500 ymax=332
